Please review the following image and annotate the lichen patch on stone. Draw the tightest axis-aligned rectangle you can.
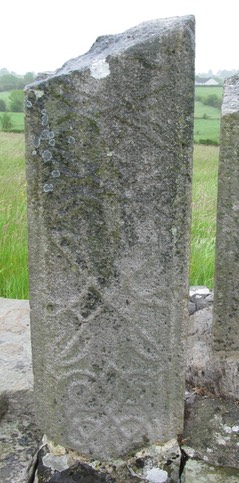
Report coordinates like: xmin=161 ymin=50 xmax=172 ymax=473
xmin=90 ymin=59 xmax=110 ymax=79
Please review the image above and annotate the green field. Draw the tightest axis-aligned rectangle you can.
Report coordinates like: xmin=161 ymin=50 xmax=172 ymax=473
xmin=195 ymin=85 xmax=223 ymax=99
xmin=194 ymin=101 xmax=221 ymax=119
xmin=194 ymin=118 xmax=221 ymax=145
xmin=194 ymin=85 xmax=223 ymax=144
xmin=0 ymin=133 xmax=219 ymax=299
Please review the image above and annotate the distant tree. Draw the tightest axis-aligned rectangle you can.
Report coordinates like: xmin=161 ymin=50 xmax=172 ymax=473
xmin=205 ymin=94 xmax=222 ymax=109
xmin=9 ymin=90 xmax=24 ymax=112
xmin=201 ymin=94 xmax=222 ymax=110
xmin=16 ymin=77 xmax=25 ymax=89
xmin=0 ymin=67 xmax=9 ymax=76
xmin=213 ymin=75 xmax=223 ymax=86
xmin=0 ymin=70 xmax=36 ymax=90
xmin=0 ymin=73 xmax=26 ymax=91
xmin=0 ymin=74 xmax=18 ymax=91
xmin=0 ymin=99 xmax=6 ymax=111
xmin=0 ymin=112 xmax=13 ymax=131
xmin=23 ymin=72 xmax=35 ymax=85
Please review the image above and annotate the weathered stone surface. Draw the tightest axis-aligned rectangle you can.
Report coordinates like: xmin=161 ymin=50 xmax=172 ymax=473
xmin=213 ymin=75 xmax=239 ymax=352
xmin=186 ymin=307 xmax=239 ymax=398
xmin=188 ymin=286 xmax=214 ymax=314
xmin=0 ymin=299 xmax=239 ymax=481
xmin=0 ymin=298 xmax=42 ymax=483
xmin=0 ymin=297 xmax=33 ymax=391
xmin=0 ymin=390 xmax=42 ymax=483
xmin=184 ymin=393 xmax=239 ymax=469
xmin=36 ymin=437 xmax=182 ymax=482
xmin=185 ymin=459 xmax=239 ymax=482
xmin=25 ymin=16 xmax=195 ymax=459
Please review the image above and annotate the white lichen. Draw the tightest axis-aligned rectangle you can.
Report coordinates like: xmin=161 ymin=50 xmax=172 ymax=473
xmin=145 ymin=468 xmax=168 ymax=483
xmin=41 ymin=129 xmax=50 ymax=140
xmin=51 ymin=169 xmax=61 ymax=178
xmin=42 ymin=150 xmax=52 ymax=162
xmin=32 ymin=89 xmax=45 ymax=99
xmin=32 ymin=136 xmax=41 ymax=148
xmin=42 ymin=453 xmax=68 ymax=472
xmin=43 ymin=183 xmax=53 ymax=193
xmin=90 ymin=59 xmax=110 ymax=79
xmin=41 ymin=114 xmax=49 ymax=126
xmin=67 ymin=136 xmax=75 ymax=144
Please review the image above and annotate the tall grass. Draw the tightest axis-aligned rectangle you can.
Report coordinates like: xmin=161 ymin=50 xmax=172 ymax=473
xmin=0 ymin=134 xmax=219 ymax=299
xmin=190 ymin=144 xmax=219 ymax=288
xmin=0 ymin=132 xmax=28 ymax=298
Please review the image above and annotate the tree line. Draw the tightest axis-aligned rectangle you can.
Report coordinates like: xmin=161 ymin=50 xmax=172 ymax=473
xmin=0 ymin=68 xmax=35 ymax=91
xmin=0 ymin=69 xmax=36 ymax=113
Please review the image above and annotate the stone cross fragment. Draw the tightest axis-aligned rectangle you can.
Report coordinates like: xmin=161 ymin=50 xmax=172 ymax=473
xmin=25 ymin=15 xmax=195 ymax=459
xmin=214 ymin=75 xmax=239 ymax=352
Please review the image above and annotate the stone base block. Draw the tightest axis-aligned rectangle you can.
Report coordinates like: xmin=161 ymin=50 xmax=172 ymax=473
xmin=35 ymin=437 xmax=182 ymax=483
xmin=186 ymin=307 xmax=239 ymax=398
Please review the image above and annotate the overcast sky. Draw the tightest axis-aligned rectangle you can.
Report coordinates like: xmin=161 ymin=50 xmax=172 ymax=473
xmin=1 ymin=0 xmax=238 ymax=75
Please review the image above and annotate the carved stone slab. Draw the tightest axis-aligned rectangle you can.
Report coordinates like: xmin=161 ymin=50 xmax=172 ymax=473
xmin=25 ymin=16 xmax=195 ymax=459
xmin=214 ymin=75 xmax=239 ymax=352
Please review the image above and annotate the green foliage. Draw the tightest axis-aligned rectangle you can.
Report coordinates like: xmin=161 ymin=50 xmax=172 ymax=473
xmin=201 ymin=93 xmax=222 ymax=110
xmin=0 ymin=91 xmax=10 ymax=109
xmin=198 ymin=138 xmax=219 ymax=146
xmin=0 ymin=112 xmax=13 ymax=131
xmin=0 ymin=111 xmax=24 ymax=132
xmin=0 ymin=70 xmax=36 ymax=91
xmin=0 ymin=68 xmax=10 ymax=76
xmin=23 ymin=72 xmax=35 ymax=85
xmin=0 ymin=91 xmax=24 ymax=130
xmin=0 ymin=99 xmax=6 ymax=111
xmin=9 ymin=90 xmax=24 ymax=112
xmin=0 ymin=73 xmax=24 ymax=91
